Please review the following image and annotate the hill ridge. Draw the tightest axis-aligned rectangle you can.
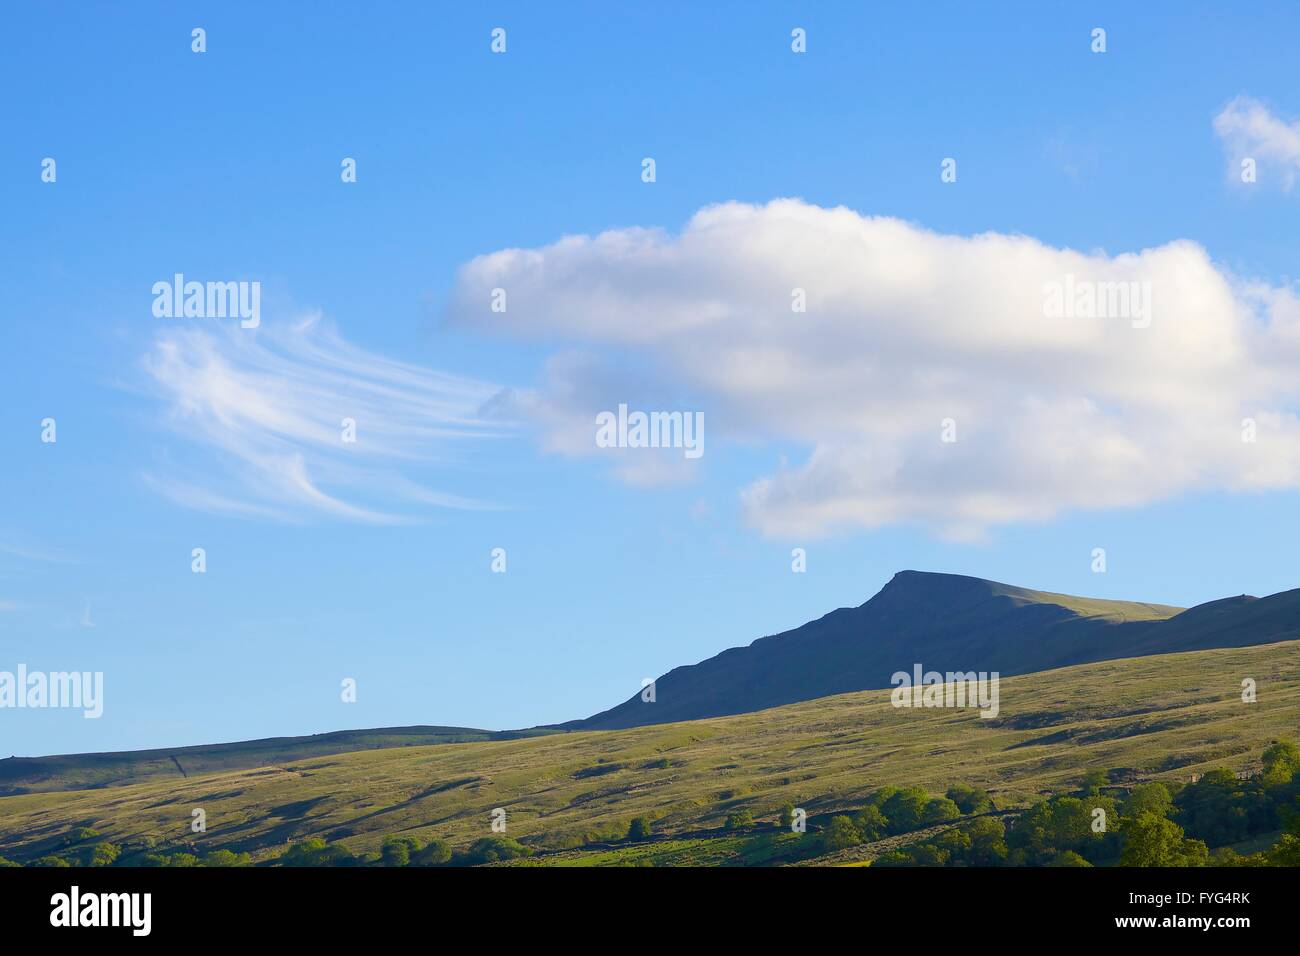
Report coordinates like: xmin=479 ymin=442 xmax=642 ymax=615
xmin=559 ymin=570 xmax=1293 ymax=731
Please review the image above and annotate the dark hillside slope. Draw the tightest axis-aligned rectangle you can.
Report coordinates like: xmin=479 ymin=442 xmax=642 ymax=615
xmin=562 ymin=571 xmax=1297 ymax=730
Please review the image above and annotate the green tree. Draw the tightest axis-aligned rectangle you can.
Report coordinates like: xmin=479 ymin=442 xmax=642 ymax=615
xmin=1178 ymin=839 xmax=1210 ymax=866
xmin=1123 ymin=782 xmax=1173 ymax=820
xmin=1262 ymin=739 xmax=1300 ymax=786
xmin=412 ymin=839 xmax=452 ymax=866
xmin=1174 ymin=769 xmax=1266 ymax=846
xmin=921 ymin=797 xmax=961 ymax=826
xmin=627 ymin=817 xmax=653 ymax=841
xmin=1048 ymin=850 xmax=1093 ymax=867
xmin=1210 ymin=846 xmax=1266 ymax=867
xmin=1268 ymin=833 xmax=1300 ymax=866
xmin=868 ymin=786 xmax=900 ymax=809
xmin=1007 ymin=799 xmax=1055 ymax=863
xmin=380 ymin=836 xmax=420 ymax=867
xmin=821 ymin=815 xmax=862 ymax=852
xmin=881 ymin=787 xmax=930 ymax=833
xmin=852 ymin=805 xmax=888 ymax=842
xmin=1264 ymin=807 xmax=1300 ymax=865
xmin=932 ymin=827 xmax=972 ymax=861
xmin=1120 ymin=811 xmax=1206 ymax=867
xmin=1121 ymin=812 xmax=1182 ymax=866
xmin=1080 ymin=794 xmax=1123 ymax=860
xmin=945 ymin=784 xmax=993 ymax=814
xmin=777 ymin=804 xmax=796 ymax=830
xmin=1047 ymin=797 xmax=1093 ymax=852
xmin=1081 ymin=769 xmax=1110 ymax=796
xmin=962 ymin=816 xmax=1009 ymax=866
xmin=32 ymin=856 xmax=71 ymax=867
xmin=872 ymin=850 xmax=912 ymax=866
xmin=906 ymin=844 xmax=950 ymax=866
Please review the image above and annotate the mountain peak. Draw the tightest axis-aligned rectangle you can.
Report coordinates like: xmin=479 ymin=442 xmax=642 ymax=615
xmin=561 ymin=571 xmax=1222 ymax=731
xmin=873 ymin=569 xmax=1014 ymax=613
xmin=878 ymin=570 xmax=1181 ymax=623
xmin=881 ymin=568 xmax=1007 ymax=594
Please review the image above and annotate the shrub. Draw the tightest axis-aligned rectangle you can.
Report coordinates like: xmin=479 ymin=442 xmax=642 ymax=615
xmin=64 ymin=827 xmax=102 ymax=846
xmin=627 ymin=817 xmax=653 ymax=841
xmin=200 ymin=849 xmax=252 ymax=867
xmin=278 ymin=838 xmax=358 ymax=867
xmin=140 ymin=852 xmax=199 ymax=867
xmin=725 ymin=810 xmax=755 ymax=830
xmin=462 ymin=837 xmax=531 ymax=865
xmin=88 ymin=843 xmax=120 ymax=867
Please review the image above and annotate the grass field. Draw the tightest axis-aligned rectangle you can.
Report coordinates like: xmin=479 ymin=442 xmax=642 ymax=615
xmin=0 ymin=726 xmax=558 ymax=796
xmin=1 ymin=640 xmax=1296 ymax=864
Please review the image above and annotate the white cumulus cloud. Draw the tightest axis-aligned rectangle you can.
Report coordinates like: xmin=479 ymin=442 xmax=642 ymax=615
xmin=447 ymin=199 xmax=1300 ymax=539
xmin=1214 ymin=94 xmax=1300 ymax=190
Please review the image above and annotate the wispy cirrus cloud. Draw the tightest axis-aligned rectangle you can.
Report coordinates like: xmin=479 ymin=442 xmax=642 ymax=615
xmin=447 ymin=198 xmax=1300 ymax=540
xmin=1214 ymin=95 xmax=1300 ymax=190
xmin=141 ymin=313 xmax=511 ymax=522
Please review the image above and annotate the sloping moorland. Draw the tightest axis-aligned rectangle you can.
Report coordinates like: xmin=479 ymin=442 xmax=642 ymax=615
xmin=0 ymin=726 xmax=556 ymax=796
xmin=1 ymin=639 xmax=1297 ymax=865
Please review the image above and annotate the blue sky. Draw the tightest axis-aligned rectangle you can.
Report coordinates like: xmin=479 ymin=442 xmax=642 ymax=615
xmin=4 ymin=2 xmax=1300 ymax=756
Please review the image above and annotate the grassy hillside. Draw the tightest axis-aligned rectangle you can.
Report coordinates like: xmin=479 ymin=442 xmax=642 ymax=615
xmin=971 ymin=578 xmax=1182 ymax=622
xmin=0 ymin=726 xmax=557 ymax=796
xmin=1 ymin=639 xmax=1296 ymax=864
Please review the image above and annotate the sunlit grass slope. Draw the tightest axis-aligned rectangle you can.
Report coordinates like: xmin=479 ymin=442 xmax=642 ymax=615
xmin=0 ymin=640 xmax=1296 ymax=863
